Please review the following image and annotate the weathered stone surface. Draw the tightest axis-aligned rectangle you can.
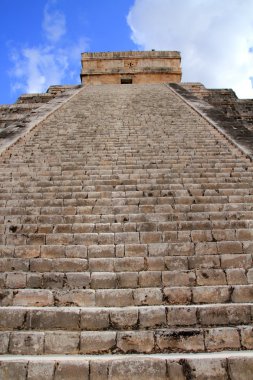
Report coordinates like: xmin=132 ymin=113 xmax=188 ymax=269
xmin=167 ymin=361 xmax=186 ymax=380
xmin=44 ymin=332 xmax=79 ymax=354
xmin=27 ymin=362 xmax=55 ymax=380
xmin=117 ymin=331 xmax=154 ymax=353
xmin=156 ymin=330 xmax=204 ymax=352
xmin=90 ymin=360 xmax=108 ymax=380
xmin=29 ymin=309 xmax=80 ymax=330
xmin=0 ymin=362 xmax=28 ymax=380
xmin=0 ymin=332 xmax=9 ymax=354
xmin=139 ymin=306 xmax=166 ymax=328
xmin=205 ymin=328 xmax=240 ymax=351
xmin=187 ymin=358 xmax=228 ymax=380
xmin=54 ymin=361 xmax=89 ymax=380
xmin=1 ymin=73 xmax=253 ymax=372
xmin=110 ymin=308 xmax=138 ymax=329
xmin=81 ymin=308 xmax=109 ymax=330
xmin=9 ymin=332 xmax=44 ymax=354
xmin=228 ymin=358 xmax=253 ymax=379
xmin=109 ymin=358 xmax=167 ymax=380
xmin=80 ymin=331 xmax=116 ymax=354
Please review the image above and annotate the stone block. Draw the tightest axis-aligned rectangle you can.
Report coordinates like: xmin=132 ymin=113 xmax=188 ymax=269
xmin=192 ymin=286 xmax=230 ymax=304
xmin=96 ymin=289 xmax=133 ymax=307
xmin=139 ymin=306 xmax=166 ymax=328
xmin=6 ymin=272 xmax=26 ymax=288
xmin=90 ymin=360 xmax=108 ymax=380
xmin=162 ymin=271 xmax=196 ymax=286
xmin=80 ymin=331 xmax=116 ymax=354
xmin=114 ymin=257 xmax=144 ymax=272
xmin=167 ymin=361 xmax=186 ymax=380
xmin=44 ymin=332 xmax=79 ymax=354
xmin=195 ymin=242 xmax=218 ymax=255
xmin=91 ymin=272 xmax=116 ymax=289
xmin=43 ymin=273 xmax=64 ymax=289
xmin=226 ymin=268 xmax=248 ymax=284
xmin=167 ymin=306 xmax=197 ymax=326
xmin=125 ymin=244 xmax=147 ymax=257
xmin=29 ymin=309 xmax=80 ymax=330
xmin=0 ymin=332 xmax=9 ymax=354
xmin=231 ymin=286 xmax=253 ymax=302
xmin=65 ymin=245 xmax=87 ymax=258
xmin=156 ymin=329 xmax=204 ymax=352
xmin=65 ymin=272 xmax=90 ymax=289
xmin=117 ymin=331 xmax=154 ymax=353
xmin=139 ymin=271 xmax=162 ymax=287
xmin=27 ymin=362 xmax=55 ymax=380
xmin=0 ymin=362 xmax=28 ymax=380
xmin=217 ymin=241 xmax=243 ymax=254
xmin=110 ymin=308 xmax=138 ymax=329
xmin=199 ymin=306 xmax=229 ymax=326
xmin=228 ymin=357 xmax=253 ymax=380
xmin=240 ymin=326 xmax=253 ymax=349
xmin=196 ymin=269 xmax=226 ymax=285
xmin=133 ymin=288 xmax=163 ymax=305
xmin=117 ymin=272 xmax=138 ymax=288
xmin=164 ymin=287 xmax=192 ymax=304
xmin=109 ymin=358 xmax=167 ymax=380
xmin=88 ymin=244 xmax=114 ymax=258
xmin=9 ymin=332 xmax=44 ymax=354
xmin=41 ymin=245 xmax=65 ymax=258
xmin=164 ymin=256 xmax=188 ymax=270
xmin=0 ymin=308 xmax=26 ymax=330
xmin=221 ymin=254 xmax=252 ymax=269
xmin=147 ymin=257 xmax=166 ymax=270
xmin=81 ymin=308 xmax=109 ymax=330
xmin=54 ymin=361 xmax=89 ymax=380
xmin=205 ymin=328 xmax=240 ymax=351
xmin=148 ymin=243 xmax=169 ymax=256
xmin=55 ymin=289 xmax=95 ymax=306
xmin=187 ymin=358 xmax=228 ymax=380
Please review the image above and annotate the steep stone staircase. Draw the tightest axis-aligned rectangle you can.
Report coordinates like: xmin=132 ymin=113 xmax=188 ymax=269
xmin=0 ymin=84 xmax=253 ymax=379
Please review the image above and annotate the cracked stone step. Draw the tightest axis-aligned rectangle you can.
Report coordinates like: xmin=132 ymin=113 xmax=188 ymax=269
xmin=0 ymin=352 xmax=253 ymax=380
xmin=1 ymin=285 xmax=253 ymax=307
xmin=0 ymin=326 xmax=252 ymax=355
xmin=0 ymin=304 xmax=252 ymax=331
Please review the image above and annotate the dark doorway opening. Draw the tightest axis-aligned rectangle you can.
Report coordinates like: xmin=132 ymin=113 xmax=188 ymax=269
xmin=121 ymin=78 xmax=132 ymax=84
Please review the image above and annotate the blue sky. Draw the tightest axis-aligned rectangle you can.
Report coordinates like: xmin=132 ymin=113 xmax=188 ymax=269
xmin=1 ymin=0 xmax=253 ymax=104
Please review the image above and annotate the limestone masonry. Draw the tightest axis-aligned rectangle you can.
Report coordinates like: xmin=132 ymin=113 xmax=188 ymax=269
xmin=81 ymin=50 xmax=182 ymax=85
xmin=0 ymin=51 xmax=253 ymax=379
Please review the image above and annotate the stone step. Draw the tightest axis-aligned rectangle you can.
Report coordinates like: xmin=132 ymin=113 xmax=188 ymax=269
xmin=2 ymin=219 xmax=253 ymax=232
xmin=0 ymin=304 xmax=252 ymax=331
xmin=0 ymin=203 xmax=252 ymax=218
xmin=1 ymin=285 xmax=252 ymax=307
xmin=1 ymin=232 xmax=253 ymax=250
xmin=1 ymin=352 xmax=253 ymax=380
xmin=2 ymin=210 xmax=253 ymax=225
xmin=1 ymin=239 xmax=251 ymax=256
xmin=0 ymin=326 xmax=252 ymax=355
xmin=1 ymin=196 xmax=253 ymax=209
xmin=1 ymin=266 xmax=252 ymax=289
xmin=0 ymin=252 xmax=251 ymax=271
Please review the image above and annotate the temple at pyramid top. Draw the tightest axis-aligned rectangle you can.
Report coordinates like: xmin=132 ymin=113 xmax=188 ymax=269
xmin=80 ymin=50 xmax=182 ymax=85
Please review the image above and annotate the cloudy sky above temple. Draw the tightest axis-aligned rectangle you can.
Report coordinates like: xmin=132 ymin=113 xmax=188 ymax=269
xmin=1 ymin=0 xmax=253 ymax=103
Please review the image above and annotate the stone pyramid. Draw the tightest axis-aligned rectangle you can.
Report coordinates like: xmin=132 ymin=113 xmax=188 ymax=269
xmin=0 ymin=51 xmax=253 ymax=379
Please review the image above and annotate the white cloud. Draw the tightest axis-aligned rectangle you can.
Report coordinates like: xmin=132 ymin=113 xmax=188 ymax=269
xmin=43 ymin=1 xmax=66 ymax=43
xmin=9 ymin=1 xmax=88 ymax=96
xmin=127 ymin=0 xmax=253 ymax=98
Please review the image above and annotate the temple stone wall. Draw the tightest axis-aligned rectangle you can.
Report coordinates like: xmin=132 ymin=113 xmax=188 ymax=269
xmin=81 ymin=50 xmax=182 ymax=85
